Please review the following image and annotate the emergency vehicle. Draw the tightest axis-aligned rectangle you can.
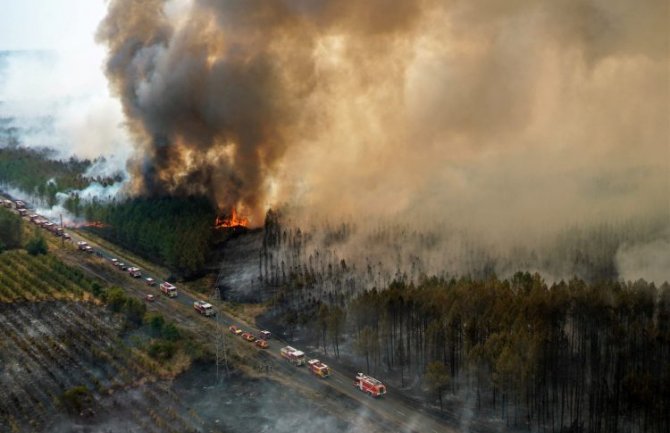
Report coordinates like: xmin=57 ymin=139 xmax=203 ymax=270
xmin=353 ymin=373 xmax=387 ymax=397
xmin=160 ymin=282 xmax=178 ymax=298
xmin=307 ymin=359 xmax=330 ymax=378
xmin=280 ymin=346 xmax=305 ymax=366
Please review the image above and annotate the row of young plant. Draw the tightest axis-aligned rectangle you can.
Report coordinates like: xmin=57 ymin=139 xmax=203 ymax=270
xmin=0 ymin=250 xmax=205 ymax=432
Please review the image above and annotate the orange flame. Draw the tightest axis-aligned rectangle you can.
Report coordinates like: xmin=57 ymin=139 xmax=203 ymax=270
xmin=215 ymin=208 xmax=249 ymax=229
xmin=81 ymin=221 xmax=109 ymax=229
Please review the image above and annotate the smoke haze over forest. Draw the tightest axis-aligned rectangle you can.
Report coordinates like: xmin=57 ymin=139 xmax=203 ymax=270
xmin=93 ymin=0 xmax=669 ymax=281
xmin=0 ymin=0 xmax=668 ymax=282
xmin=97 ymin=0 xmax=668 ymax=231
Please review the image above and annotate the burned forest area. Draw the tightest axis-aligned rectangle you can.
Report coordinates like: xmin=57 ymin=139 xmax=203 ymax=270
xmin=1 ymin=0 xmax=669 ymax=432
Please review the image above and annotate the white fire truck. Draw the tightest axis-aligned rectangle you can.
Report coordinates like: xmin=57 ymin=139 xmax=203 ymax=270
xmin=280 ymin=346 xmax=305 ymax=366
xmin=193 ymin=300 xmax=215 ymax=316
xmin=307 ymin=359 xmax=330 ymax=378
xmin=353 ymin=373 xmax=387 ymax=398
xmin=160 ymin=282 xmax=178 ymax=298
xmin=127 ymin=267 xmax=142 ymax=278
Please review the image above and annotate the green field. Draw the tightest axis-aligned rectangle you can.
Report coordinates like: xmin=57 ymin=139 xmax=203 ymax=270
xmin=0 ymin=250 xmax=98 ymax=302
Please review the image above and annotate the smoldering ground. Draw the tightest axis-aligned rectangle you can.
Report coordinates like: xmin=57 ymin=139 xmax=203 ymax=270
xmin=170 ymin=363 xmax=383 ymax=433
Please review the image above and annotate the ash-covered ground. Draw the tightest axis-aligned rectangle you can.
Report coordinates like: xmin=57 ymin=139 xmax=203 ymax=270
xmin=172 ymin=363 xmax=372 ymax=433
xmin=49 ymin=365 xmax=367 ymax=433
xmin=214 ymin=230 xmax=267 ymax=303
xmin=0 ymin=301 xmax=370 ymax=433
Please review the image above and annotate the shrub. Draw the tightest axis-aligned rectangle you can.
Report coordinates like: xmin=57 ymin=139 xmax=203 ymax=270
xmin=90 ymin=282 xmax=103 ymax=297
xmin=148 ymin=340 xmax=177 ymax=361
xmin=59 ymin=386 xmax=93 ymax=414
xmin=0 ymin=207 xmax=22 ymax=250
xmin=25 ymin=233 xmax=48 ymax=256
xmin=146 ymin=313 xmax=165 ymax=336
xmin=124 ymin=297 xmax=146 ymax=328
xmin=104 ymin=287 xmax=127 ymax=313
xmin=162 ymin=322 xmax=181 ymax=341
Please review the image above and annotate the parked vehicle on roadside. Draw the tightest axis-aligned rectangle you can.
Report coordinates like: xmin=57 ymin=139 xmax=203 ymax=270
xmin=280 ymin=346 xmax=305 ymax=366
xmin=307 ymin=359 xmax=331 ymax=378
xmin=159 ymin=282 xmax=178 ymax=298
xmin=353 ymin=373 xmax=386 ymax=398
xmin=193 ymin=300 xmax=215 ymax=316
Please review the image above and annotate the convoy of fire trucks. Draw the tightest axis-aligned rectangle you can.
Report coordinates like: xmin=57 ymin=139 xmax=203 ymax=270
xmin=2 ymin=193 xmax=390 ymax=401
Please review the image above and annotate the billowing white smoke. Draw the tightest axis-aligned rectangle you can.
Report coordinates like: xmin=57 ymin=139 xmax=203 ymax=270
xmin=0 ymin=47 xmax=131 ymax=211
xmin=0 ymin=49 xmax=131 ymax=176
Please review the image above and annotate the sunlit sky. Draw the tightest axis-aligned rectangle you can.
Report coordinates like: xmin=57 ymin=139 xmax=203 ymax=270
xmin=0 ymin=0 xmax=106 ymax=51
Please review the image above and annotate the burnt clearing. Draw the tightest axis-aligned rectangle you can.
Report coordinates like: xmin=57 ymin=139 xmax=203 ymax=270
xmin=0 ymin=301 xmax=377 ymax=433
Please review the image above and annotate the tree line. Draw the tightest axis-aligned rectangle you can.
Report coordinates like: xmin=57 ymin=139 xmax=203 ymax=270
xmin=0 ymin=207 xmax=47 ymax=255
xmin=276 ymin=273 xmax=669 ymax=433
xmin=0 ymin=207 xmax=22 ymax=251
xmin=71 ymin=196 xmax=216 ymax=277
xmin=0 ymin=145 xmax=122 ymax=207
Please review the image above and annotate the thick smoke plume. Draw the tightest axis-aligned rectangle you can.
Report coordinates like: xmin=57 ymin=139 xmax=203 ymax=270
xmin=99 ymin=0 xmax=669 ymax=233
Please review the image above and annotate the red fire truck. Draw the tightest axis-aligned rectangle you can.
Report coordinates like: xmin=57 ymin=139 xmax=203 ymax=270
xmin=307 ymin=359 xmax=330 ymax=378
xmin=280 ymin=346 xmax=305 ymax=366
xmin=193 ymin=300 xmax=215 ymax=316
xmin=353 ymin=373 xmax=387 ymax=398
xmin=160 ymin=282 xmax=178 ymax=298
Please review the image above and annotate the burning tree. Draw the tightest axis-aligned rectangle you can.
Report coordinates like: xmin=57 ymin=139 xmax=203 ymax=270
xmin=215 ymin=208 xmax=250 ymax=229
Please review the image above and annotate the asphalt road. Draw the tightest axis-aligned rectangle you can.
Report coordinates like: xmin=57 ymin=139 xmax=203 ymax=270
xmin=3 ymin=196 xmax=474 ymax=433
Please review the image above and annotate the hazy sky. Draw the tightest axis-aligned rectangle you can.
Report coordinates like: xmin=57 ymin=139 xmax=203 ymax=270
xmin=0 ymin=0 xmax=131 ymax=166
xmin=0 ymin=0 xmax=105 ymax=51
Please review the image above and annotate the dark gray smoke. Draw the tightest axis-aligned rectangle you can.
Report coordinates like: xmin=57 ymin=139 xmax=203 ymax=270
xmin=98 ymin=0 xmax=669 ymax=232
xmin=97 ymin=0 xmax=426 ymax=221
